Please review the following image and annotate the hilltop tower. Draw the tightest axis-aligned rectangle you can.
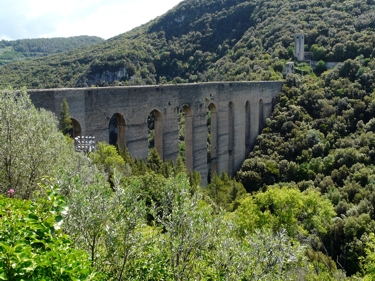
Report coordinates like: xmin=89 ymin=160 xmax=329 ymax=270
xmin=294 ymin=33 xmax=304 ymax=61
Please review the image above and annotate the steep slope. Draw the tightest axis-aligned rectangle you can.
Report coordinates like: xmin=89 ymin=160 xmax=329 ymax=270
xmin=1 ymin=0 xmax=375 ymax=89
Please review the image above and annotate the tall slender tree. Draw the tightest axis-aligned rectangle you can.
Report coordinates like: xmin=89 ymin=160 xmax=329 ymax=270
xmin=59 ymin=97 xmax=72 ymax=136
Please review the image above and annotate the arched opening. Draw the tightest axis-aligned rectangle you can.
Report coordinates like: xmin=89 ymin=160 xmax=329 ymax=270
xmin=228 ymin=102 xmax=234 ymax=176
xmin=71 ymin=118 xmax=82 ymax=138
xmin=179 ymin=105 xmax=193 ymax=172
xmin=109 ymin=113 xmax=126 ymax=151
xmin=245 ymin=101 xmax=251 ymax=154
xmin=259 ymin=99 xmax=264 ymax=134
xmin=207 ymin=103 xmax=217 ymax=182
xmin=148 ymin=109 xmax=163 ymax=159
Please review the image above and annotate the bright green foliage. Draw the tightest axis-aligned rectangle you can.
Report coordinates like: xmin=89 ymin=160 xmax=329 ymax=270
xmin=0 ymin=183 xmax=97 ymax=280
xmin=90 ymin=142 xmax=125 ymax=171
xmin=360 ymin=233 xmax=375 ymax=280
xmin=0 ymin=88 xmax=73 ymax=198
xmin=58 ymin=97 xmax=72 ymax=136
xmin=89 ymin=142 xmax=128 ymax=185
xmin=118 ymin=174 xmax=307 ymax=280
xmin=61 ymin=168 xmax=323 ymax=280
xmin=232 ymin=185 xmax=336 ymax=238
xmin=228 ymin=195 xmax=264 ymax=235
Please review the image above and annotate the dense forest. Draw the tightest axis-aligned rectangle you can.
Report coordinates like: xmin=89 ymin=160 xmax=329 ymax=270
xmin=2 ymin=0 xmax=375 ymax=279
xmin=1 ymin=0 xmax=375 ymax=88
xmin=0 ymin=36 xmax=104 ymax=66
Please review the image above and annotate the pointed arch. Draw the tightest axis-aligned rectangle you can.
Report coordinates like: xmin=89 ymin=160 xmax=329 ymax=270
xmin=71 ymin=118 xmax=82 ymax=138
xmin=109 ymin=113 xmax=126 ymax=151
xmin=148 ymin=109 xmax=163 ymax=159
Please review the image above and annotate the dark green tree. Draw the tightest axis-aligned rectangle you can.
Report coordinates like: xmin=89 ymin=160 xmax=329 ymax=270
xmin=59 ymin=97 xmax=72 ymax=136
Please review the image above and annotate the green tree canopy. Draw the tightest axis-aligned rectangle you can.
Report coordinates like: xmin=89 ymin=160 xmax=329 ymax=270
xmin=59 ymin=97 xmax=72 ymax=136
xmin=0 ymin=88 xmax=73 ymax=198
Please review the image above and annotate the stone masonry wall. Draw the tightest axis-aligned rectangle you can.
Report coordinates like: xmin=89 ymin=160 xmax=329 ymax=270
xmin=29 ymin=81 xmax=282 ymax=185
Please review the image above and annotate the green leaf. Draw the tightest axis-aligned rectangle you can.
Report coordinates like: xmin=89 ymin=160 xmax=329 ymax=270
xmin=0 ymin=272 xmax=7 ymax=280
xmin=28 ymin=214 xmax=39 ymax=221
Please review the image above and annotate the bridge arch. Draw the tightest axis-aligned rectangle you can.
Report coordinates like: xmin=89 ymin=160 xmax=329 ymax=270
xmin=28 ymin=81 xmax=283 ymax=186
xmin=109 ymin=113 xmax=126 ymax=151
xmin=71 ymin=118 xmax=82 ymax=138
xmin=148 ymin=109 xmax=163 ymax=159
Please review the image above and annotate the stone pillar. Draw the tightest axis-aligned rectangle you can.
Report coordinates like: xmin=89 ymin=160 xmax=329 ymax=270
xmin=184 ymin=106 xmax=194 ymax=172
xmin=162 ymin=106 xmax=179 ymax=161
xmin=232 ymin=100 xmax=246 ymax=174
xmin=192 ymin=102 xmax=208 ymax=186
xmin=126 ymin=119 xmax=148 ymax=160
xmin=249 ymin=100 xmax=260 ymax=149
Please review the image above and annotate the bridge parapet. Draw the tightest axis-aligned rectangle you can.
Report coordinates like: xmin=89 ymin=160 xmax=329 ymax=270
xmin=29 ymin=81 xmax=282 ymax=185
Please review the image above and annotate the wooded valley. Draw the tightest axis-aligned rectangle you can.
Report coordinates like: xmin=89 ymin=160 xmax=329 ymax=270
xmin=2 ymin=0 xmax=375 ymax=279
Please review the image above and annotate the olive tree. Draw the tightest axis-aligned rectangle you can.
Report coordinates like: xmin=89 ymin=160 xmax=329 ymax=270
xmin=0 ymin=88 xmax=72 ymax=198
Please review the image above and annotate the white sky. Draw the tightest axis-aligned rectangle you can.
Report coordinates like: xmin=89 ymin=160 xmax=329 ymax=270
xmin=0 ymin=0 xmax=184 ymax=40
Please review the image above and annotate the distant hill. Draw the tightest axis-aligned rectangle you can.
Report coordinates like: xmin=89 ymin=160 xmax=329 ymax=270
xmin=0 ymin=0 xmax=374 ymax=89
xmin=0 ymin=36 xmax=104 ymax=66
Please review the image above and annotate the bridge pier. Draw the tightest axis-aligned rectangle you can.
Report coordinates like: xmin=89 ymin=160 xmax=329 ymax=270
xmin=29 ymin=82 xmax=282 ymax=186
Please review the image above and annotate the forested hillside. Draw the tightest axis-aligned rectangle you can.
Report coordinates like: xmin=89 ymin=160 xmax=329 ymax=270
xmin=3 ymin=0 xmax=375 ymax=279
xmin=1 ymin=0 xmax=375 ymax=88
xmin=0 ymin=36 xmax=103 ymax=66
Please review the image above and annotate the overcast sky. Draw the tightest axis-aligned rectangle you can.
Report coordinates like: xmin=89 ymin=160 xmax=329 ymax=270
xmin=0 ymin=0 xmax=184 ymax=40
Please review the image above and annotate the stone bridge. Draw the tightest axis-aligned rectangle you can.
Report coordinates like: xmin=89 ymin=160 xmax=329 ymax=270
xmin=29 ymin=81 xmax=282 ymax=185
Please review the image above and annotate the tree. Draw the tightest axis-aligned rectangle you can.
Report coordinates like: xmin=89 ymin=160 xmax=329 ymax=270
xmin=315 ymin=60 xmax=327 ymax=75
xmin=232 ymin=185 xmax=336 ymax=238
xmin=89 ymin=142 xmax=128 ymax=187
xmin=360 ymin=233 xmax=375 ymax=280
xmin=0 ymin=88 xmax=73 ymax=198
xmin=0 ymin=182 xmax=99 ymax=280
xmin=311 ymin=44 xmax=327 ymax=61
xmin=59 ymin=97 xmax=72 ymax=136
xmin=204 ymin=172 xmax=246 ymax=212
xmin=64 ymin=174 xmax=113 ymax=270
